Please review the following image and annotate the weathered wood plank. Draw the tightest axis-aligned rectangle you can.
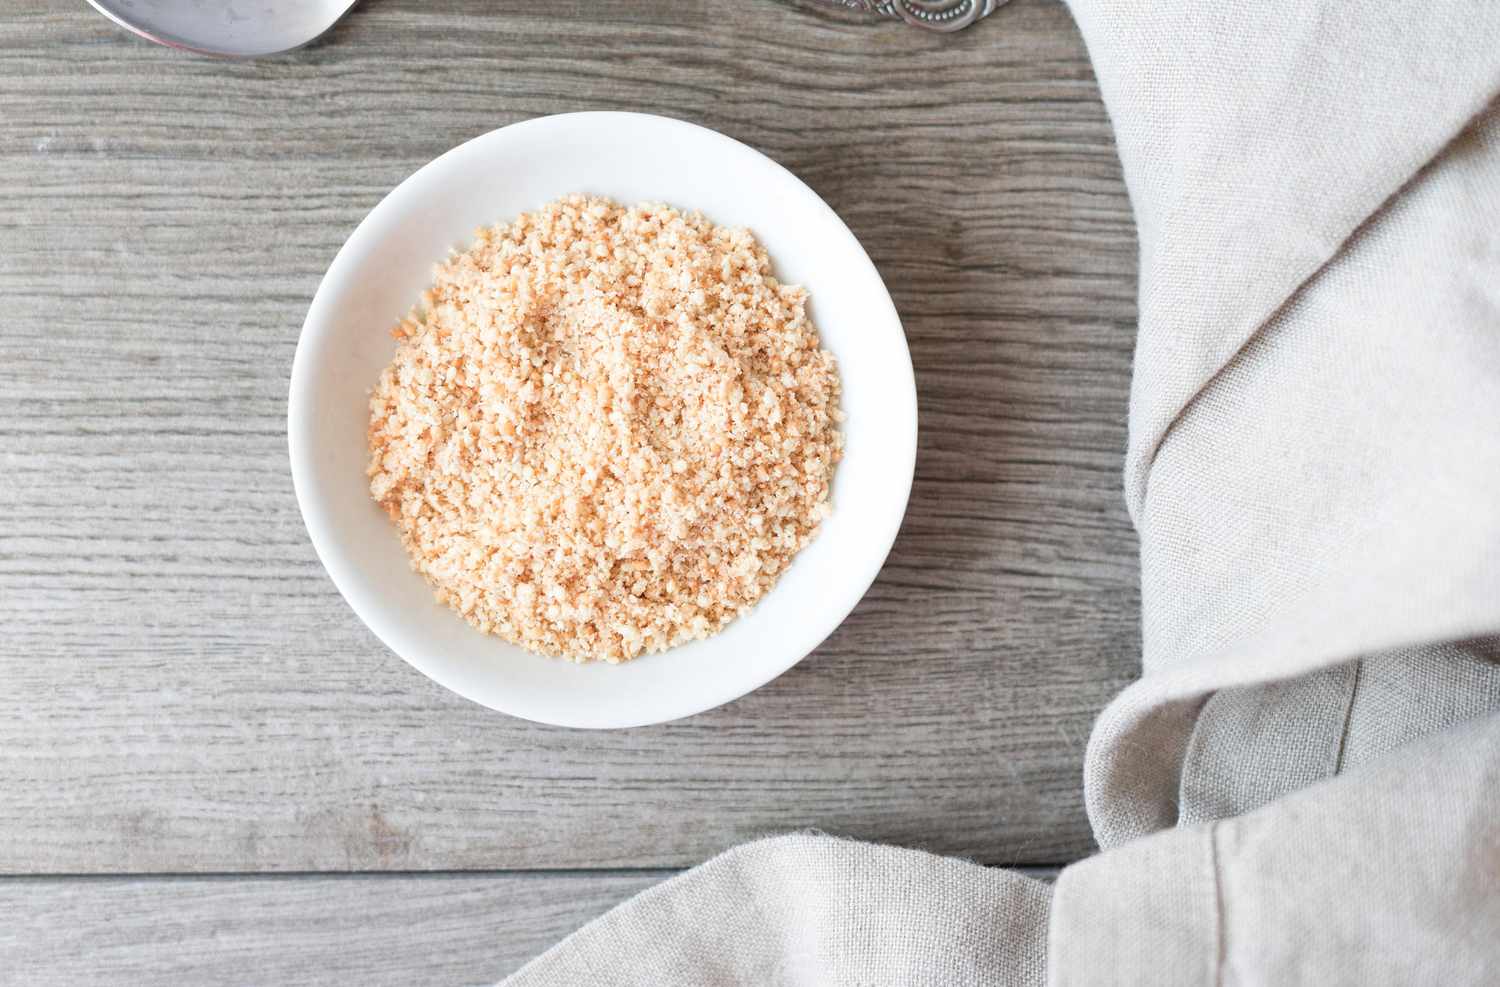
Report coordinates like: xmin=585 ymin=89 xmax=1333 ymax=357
xmin=0 ymin=867 xmax=1061 ymax=985
xmin=0 ymin=0 xmax=1139 ymax=872
xmin=0 ymin=872 xmax=663 ymax=986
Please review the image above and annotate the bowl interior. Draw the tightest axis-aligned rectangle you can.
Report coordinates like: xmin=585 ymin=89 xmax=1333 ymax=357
xmin=289 ymin=112 xmax=916 ymax=728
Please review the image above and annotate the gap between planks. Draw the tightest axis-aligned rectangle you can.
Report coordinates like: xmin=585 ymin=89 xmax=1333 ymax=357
xmin=1 ymin=864 xmax=1061 ymax=882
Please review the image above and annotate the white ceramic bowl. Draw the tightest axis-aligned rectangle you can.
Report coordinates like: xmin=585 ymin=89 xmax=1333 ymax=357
xmin=288 ymin=112 xmax=916 ymax=728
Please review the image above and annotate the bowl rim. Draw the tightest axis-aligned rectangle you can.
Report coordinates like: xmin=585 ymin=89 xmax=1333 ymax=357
xmin=287 ymin=110 xmax=917 ymax=728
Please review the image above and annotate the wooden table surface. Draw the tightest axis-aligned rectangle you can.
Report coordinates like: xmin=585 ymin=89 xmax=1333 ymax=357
xmin=0 ymin=0 xmax=1138 ymax=981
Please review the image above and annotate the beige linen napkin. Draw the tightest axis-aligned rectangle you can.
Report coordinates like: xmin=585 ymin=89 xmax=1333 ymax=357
xmin=506 ymin=2 xmax=1500 ymax=983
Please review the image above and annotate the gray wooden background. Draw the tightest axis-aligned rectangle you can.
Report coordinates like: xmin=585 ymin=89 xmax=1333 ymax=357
xmin=0 ymin=0 xmax=1139 ymax=982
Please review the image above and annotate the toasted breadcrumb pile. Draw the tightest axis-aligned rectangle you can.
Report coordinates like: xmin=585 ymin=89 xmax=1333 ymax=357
xmin=367 ymin=195 xmax=842 ymax=663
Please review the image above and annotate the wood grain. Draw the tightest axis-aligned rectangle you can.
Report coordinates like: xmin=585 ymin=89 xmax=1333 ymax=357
xmin=0 ymin=0 xmax=1139 ymax=873
xmin=0 ymin=871 xmax=664 ymax=985
xmin=0 ymin=867 xmax=1062 ymax=984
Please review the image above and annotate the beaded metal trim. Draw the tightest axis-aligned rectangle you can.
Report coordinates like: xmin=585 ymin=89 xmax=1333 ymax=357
xmin=820 ymin=0 xmax=1006 ymax=32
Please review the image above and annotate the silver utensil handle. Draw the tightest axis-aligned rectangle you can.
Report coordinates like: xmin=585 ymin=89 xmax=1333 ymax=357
xmin=818 ymin=0 xmax=1007 ymax=32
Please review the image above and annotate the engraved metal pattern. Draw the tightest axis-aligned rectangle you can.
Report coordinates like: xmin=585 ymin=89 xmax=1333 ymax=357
xmin=821 ymin=0 xmax=1007 ymax=32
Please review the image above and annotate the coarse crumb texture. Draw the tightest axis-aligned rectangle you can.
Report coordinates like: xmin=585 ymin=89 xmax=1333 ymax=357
xmin=367 ymin=195 xmax=843 ymax=663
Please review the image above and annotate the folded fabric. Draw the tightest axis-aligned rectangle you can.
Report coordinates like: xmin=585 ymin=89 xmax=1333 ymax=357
xmin=1074 ymin=0 xmax=1500 ymax=851
xmin=505 ymin=2 xmax=1500 ymax=983
xmin=508 ymin=833 xmax=1049 ymax=984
